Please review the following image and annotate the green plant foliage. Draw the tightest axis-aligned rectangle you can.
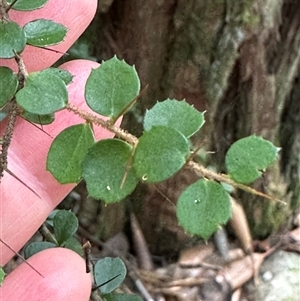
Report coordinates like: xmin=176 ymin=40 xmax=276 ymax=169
xmin=0 ymin=267 xmax=5 ymax=286
xmin=82 ymin=139 xmax=139 ymax=203
xmin=22 ymin=111 xmax=55 ymax=125
xmin=176 ymin=179 xmax=231 ymax=240
xmin=104 ymin=293 xmax=142 ymax=301
xmin=47 ymin=124 xmax=95 ymax=183
xmin=6 ymin=0 xmax=49 ymax=11
xmin=85 ymin=56 xmax=140 ymax=119
xmin=24 ymin=19 xmax=67 ymax=47
xmin=53 ymin=210 xmax=78 ymax=246
xmin=144 ymin=99 xmax=205 ymax=138
xmin=225 ymin=135 xmax=280 ymax=184
xmin=16 ymin=71 xmax=68 ymax=114
xmin=24 ymin=241 xmax=56 ymax=259
xmin=63 ymin=237 xmax=84 ymax=256
xmin=0 ymin=21 xmax=26 ymax=58
xmin=0 ymin=67 xmax=18 ymax=107
xmin=94 ymin=257 xmax=126 ymax=295
xmin=46 ymin=209 xmax=60 ymax=227
xmin=40 ymin=68 xmax=73 ymax=85
xmin=133 ymin=126 xmax=190 ymax=182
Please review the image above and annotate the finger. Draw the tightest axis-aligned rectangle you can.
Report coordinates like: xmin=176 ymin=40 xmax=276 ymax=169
xmin=1 ymin=60 xmax=122 ymax=264
xmin=1 ymin=248 xmax=92 ymax=301
xmin=0 ymin=0 xmax=97 ymax=72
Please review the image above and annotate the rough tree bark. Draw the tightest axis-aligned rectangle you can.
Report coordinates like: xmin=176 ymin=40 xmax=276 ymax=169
xmin=80 ymin=0 xmax=300 ymax=253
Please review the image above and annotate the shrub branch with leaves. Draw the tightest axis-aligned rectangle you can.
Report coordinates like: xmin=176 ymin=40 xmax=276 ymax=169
xmin=0 ymin=0 xmax=282 ymax=299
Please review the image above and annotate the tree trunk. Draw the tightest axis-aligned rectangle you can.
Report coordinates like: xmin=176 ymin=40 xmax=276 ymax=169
xmin=83 ymin=0 xmax=300 ymax=251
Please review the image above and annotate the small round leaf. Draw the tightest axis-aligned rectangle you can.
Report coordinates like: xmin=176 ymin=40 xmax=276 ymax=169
xmin=24 ymin=242 xmax=56 ymax=259
xmin=144 ymin=99 xmax=205 ymax=137
xmin=0 ymin=21 xmax=26 ymax=58
xmin=225 ymin=135 xmax=280 ymax=184
xmin=82 ymin=139 xmax=139 ymax=203
xmin=53 ymin=210 xmax=78 ymax=246
xmin=16 ymin=71 xmax=68 ymax=115
xmin=24 ymin=19 xmax=67 ymax=47
xmin=85 ymin=56 xmax=140 ymax=118
xmin=94 ymin=257 xmax=127 ymax=295
xmin=6 ymin=0 xmax=48 ymax=11
xmin=176 ymin=180 xmax=231 ymax=240
xmin=0 ymin=67 xmax=18 ymax=107
xmin=133 ymin=126 xmax=190 ymax=182
xmin=47 ymin=124 xmax=95 ymax=184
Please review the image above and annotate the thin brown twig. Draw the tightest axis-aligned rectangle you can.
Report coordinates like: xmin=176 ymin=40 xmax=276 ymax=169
xmin=66 ymin=103 xmax=138 ymax=145
xmin=0 ymin=100 xmax=18 ymax=179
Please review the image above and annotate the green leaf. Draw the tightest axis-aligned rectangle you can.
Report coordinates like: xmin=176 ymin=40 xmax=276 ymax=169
xmin=176 ymin=180 xmax=231 ymax=240
xmin=225 ymin=135 xmax=280 ymax=184
xmin=6 ymin=0 xmax=49 ymax=11
xmin=133 ymin=126 xmax=190 ymax=182
xmin=0 ymin=21 xmax=26 ymax=58
xmin=144 ymin=99 xmax=205 ymax=138
xmin=64 ymin=237 xmax=84 ymax=257
xmin=24 ymin=19 xmax=67 ymax=47
xmin=16 ymin=71 xmax=68 ymax=115
xmin=0 ymin=267 xmax=6 ymax=286
xmin=104 ymin=293 xmax=142 ymax=301
xmin=24 ymin=242 xmax=56 ymax=259
xmin=40 ymin=68 xmax=73 ymax=85
xmin=0 ymin=67 xmax=18 ymax=108
xmin=22 ymin=111 xmax=55 ymax=125
xmin=47 ymin=124 xmax=95 ymax=184
xmin=94 ymin=257 xmax=126 ymax=295
xmin=85 ymin=56 xmax=140 ymax=118
xmin=46 ymin=209 xmax=60 ymax=227
xmin=82 ymin=139 xmax=138 ymax=203
xmin=53 ymin=210 xmax=78 ymax=245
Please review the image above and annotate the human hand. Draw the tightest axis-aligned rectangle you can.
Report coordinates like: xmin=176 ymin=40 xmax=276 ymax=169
xmin=0 ymin=1 xmax=115 ymax=300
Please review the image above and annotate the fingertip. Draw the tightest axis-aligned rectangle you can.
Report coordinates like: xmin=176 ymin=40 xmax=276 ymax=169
xmin=1 ymin=248 xmax=92 ymax=301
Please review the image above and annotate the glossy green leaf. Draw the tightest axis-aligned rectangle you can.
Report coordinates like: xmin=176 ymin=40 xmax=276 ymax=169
xmin=144 ymin=99 xmax=205 ymax=138
xmin=104 ymin=293 xmax=142 ymax=301
xmin=0 ymin=67 xmax=18 ymax=107
xmin=82 ymin=139 xmax=139 ymax=203
xmin=24 ymin=19 xmax=67 ymax=47
xmin=64 ymin=237 xmax=84 ymax=257
xmin=225 ymin=135 xmax=280 ymax=184
xmin=47 ymin=124 xmax=95 ymax=184
xmin=24 ymin=242 xmax=56 ymax=259
xmin=6 ymin=0 xmax=48 ymax=11
xmin=22 ymin=111 xmax=55 ymax=125
xmin=85 ymin=56 xmax=140 ymax=118
xmin=133 ymin=126 xmax=190 ymax=182
xmin=16 ymin=71 xmax=68 ymax=115
xmin=0 ymin=21 xmax=26 ymax=58
xmin=176 ymin=180 xmax=231 ymax=240
xmin=94 ymin=257 xmax=126 ymax=295
xmin=0 ymin=267 xmax=5 ymax=286
xmin=53 ymin=210 xmax=78 ymax=245
xmin=40 ymin=68 xmax=73 ymax=85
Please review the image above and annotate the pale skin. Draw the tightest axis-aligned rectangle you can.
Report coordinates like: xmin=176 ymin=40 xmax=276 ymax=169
xmin=0 ymin=0 xmax=119 ymax=299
